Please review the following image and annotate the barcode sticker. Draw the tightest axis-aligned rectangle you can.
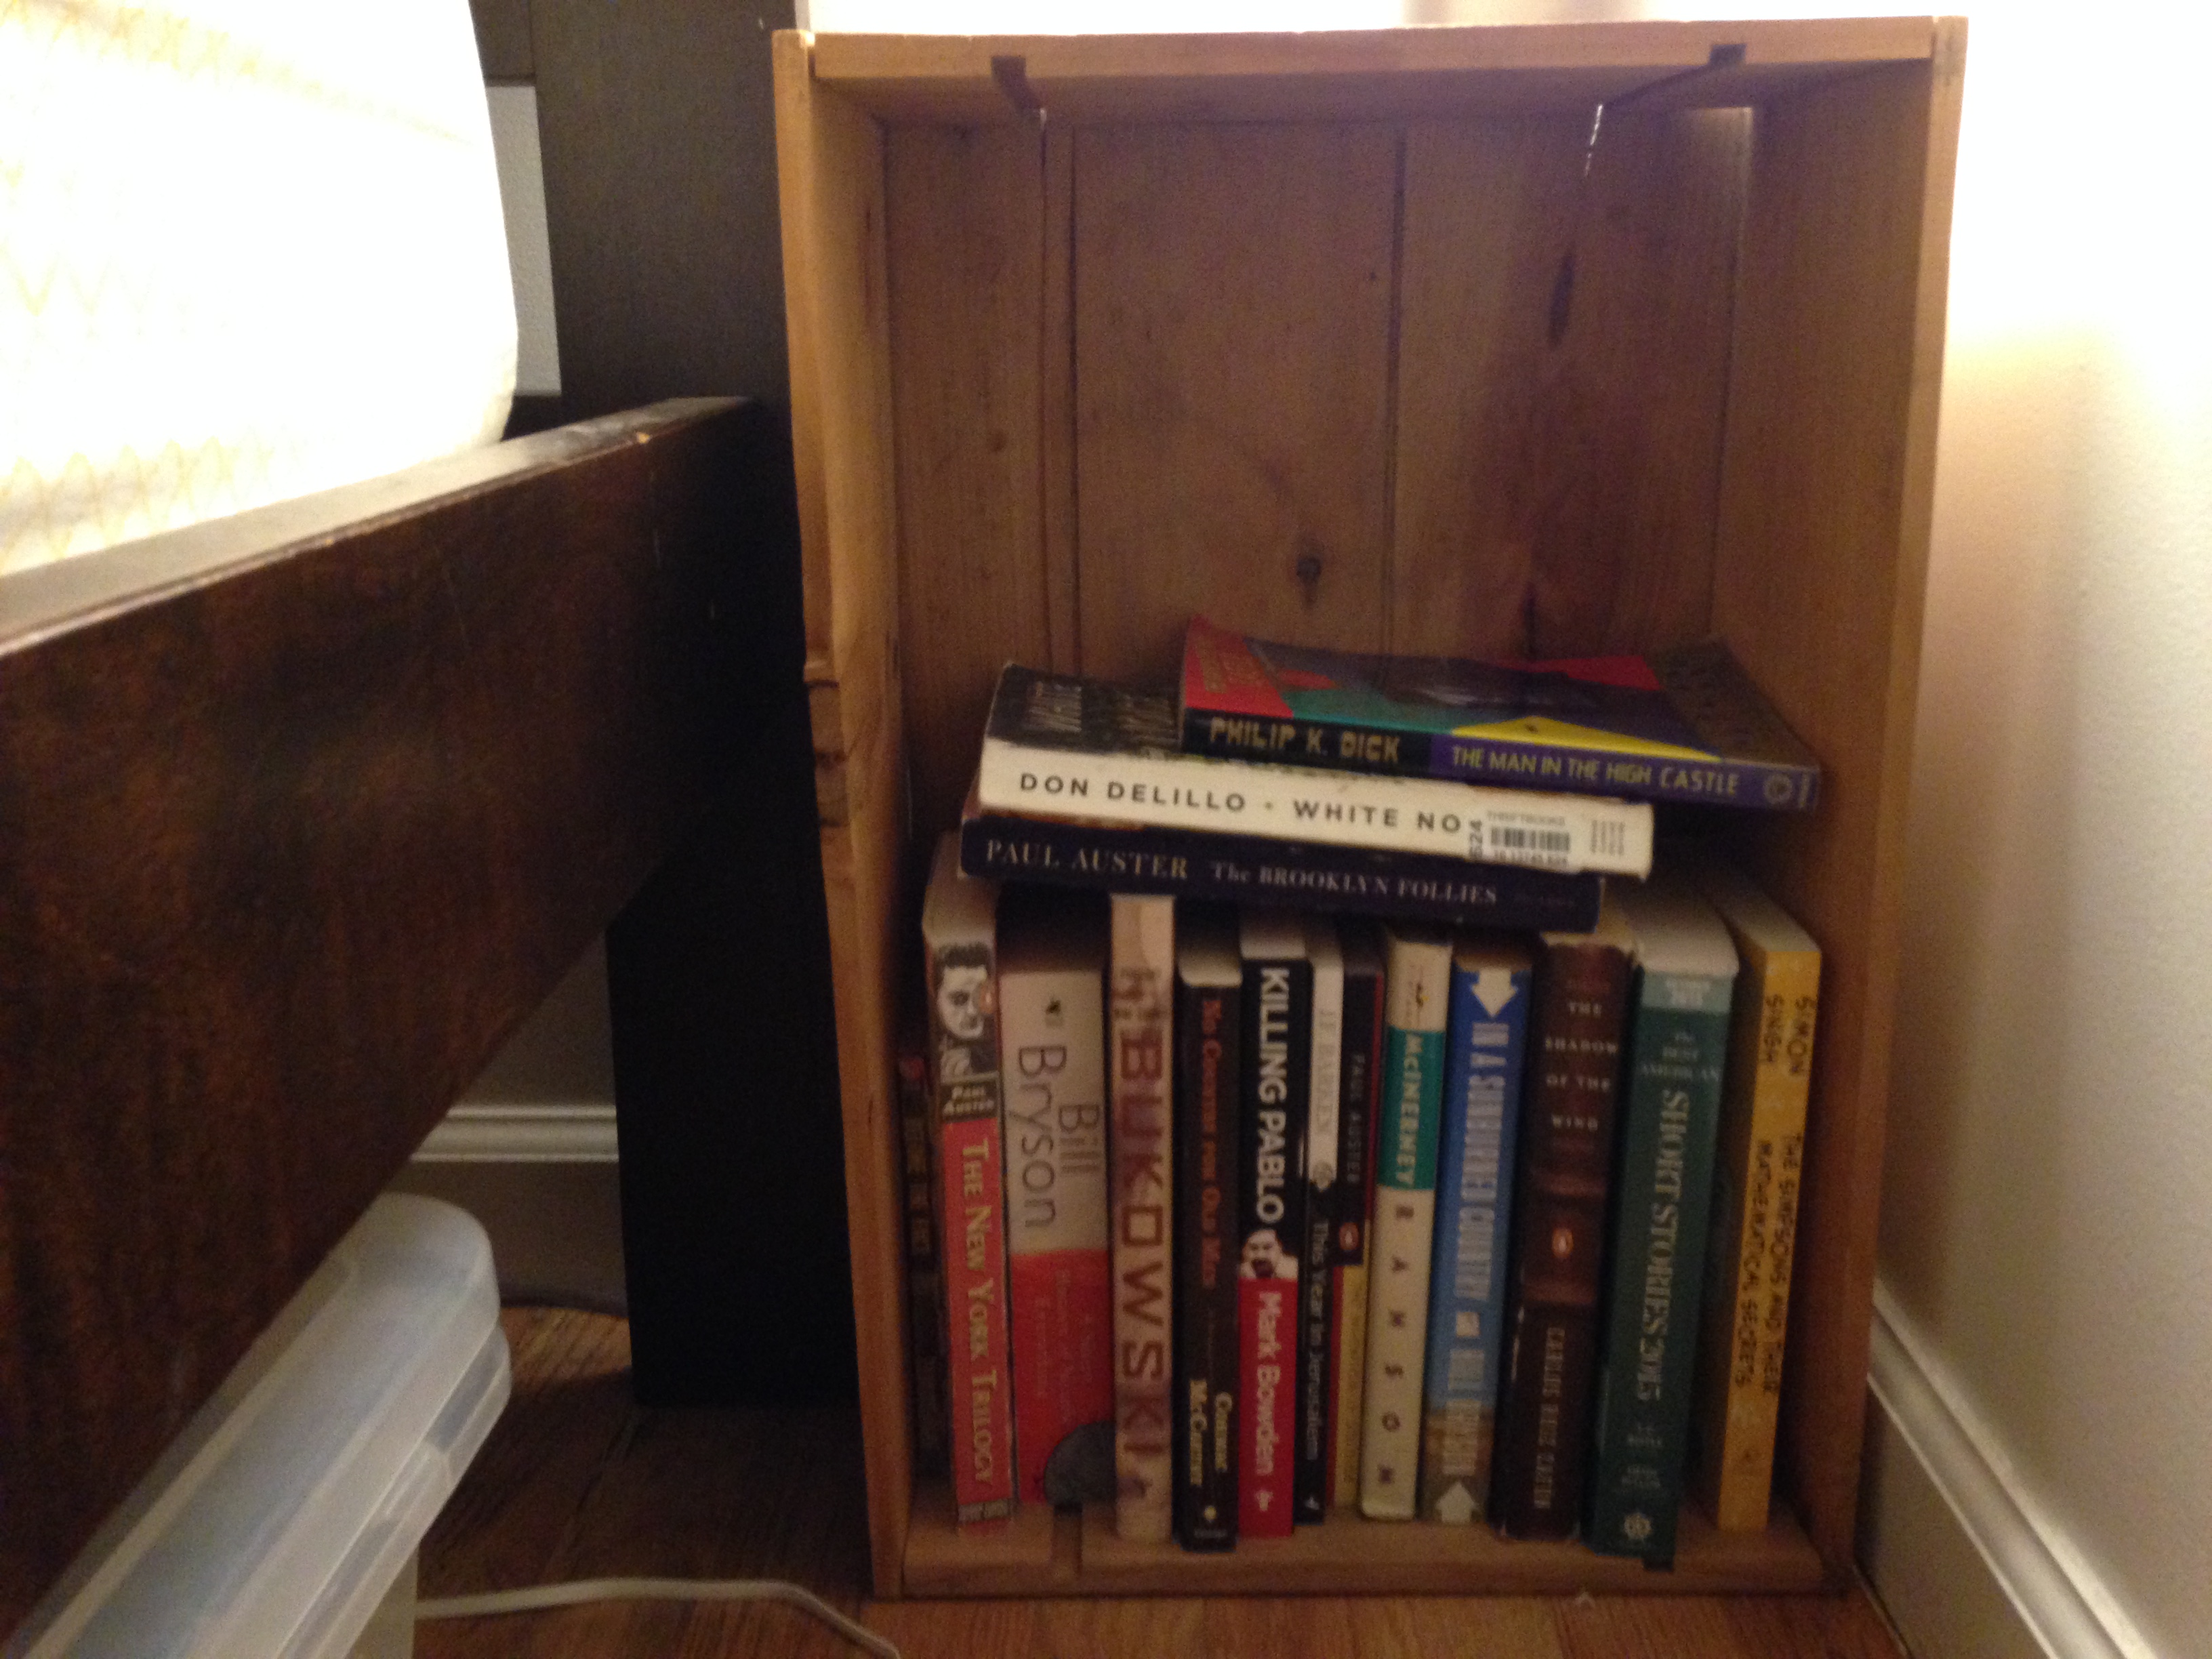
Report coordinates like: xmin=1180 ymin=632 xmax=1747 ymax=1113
xmin=1477 ymin=822 xmax=1574 ymax=870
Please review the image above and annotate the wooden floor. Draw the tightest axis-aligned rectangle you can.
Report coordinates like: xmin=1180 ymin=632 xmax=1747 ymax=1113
xmin=419 ymin=1308 xmax=1910 ymax=1659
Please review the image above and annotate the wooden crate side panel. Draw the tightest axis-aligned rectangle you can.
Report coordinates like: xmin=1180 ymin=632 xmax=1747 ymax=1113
xmin=1071 ymin=122 xmax=1401 ymax=684
xmin=887 ymin=123 xmax=1054 ymax=834
xmin=1708 ymin=37 xmax=1964 ymax=1578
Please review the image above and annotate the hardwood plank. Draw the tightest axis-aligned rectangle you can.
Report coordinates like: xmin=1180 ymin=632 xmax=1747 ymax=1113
xmin=1073 ymin=122 xmax=1400 ymax=684
xmin=1040 ymin=121 xmax=1080 ymax=676
xmin=0 ymin=401 xmax=760 ymax=1633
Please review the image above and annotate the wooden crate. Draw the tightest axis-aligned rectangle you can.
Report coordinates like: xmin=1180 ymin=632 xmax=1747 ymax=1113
xmin=774 ymin=17 xmax=1965 ymax=1599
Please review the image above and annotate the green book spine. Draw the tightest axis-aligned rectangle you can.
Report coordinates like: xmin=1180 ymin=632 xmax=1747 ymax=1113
xmin=1586 ymin=933 xmax=1736 ymax=1563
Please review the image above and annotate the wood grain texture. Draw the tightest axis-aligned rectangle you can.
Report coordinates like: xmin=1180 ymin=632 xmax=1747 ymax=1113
xmin=1707 ymin=32 xmax=1965 ymax=1578
xmin=0 ymin=401 xmax=760 ymax=1635
xmin=1073 ymin=122 xmax=1400 ymax=684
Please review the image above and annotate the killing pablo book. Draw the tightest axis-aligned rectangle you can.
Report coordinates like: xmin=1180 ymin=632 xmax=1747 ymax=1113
xmin=1293 ymin=917 xmax=1344 ymax=1523
xmin=1180 ymin=617 xmax=1822 ymax=812
xmin=1109 ymin=893 xmax=1176 ymax=1543
xmin=1329 ymin=924 xmax=1386 ymax=1509
xmin=919 ymin=835 xmax=1017 ymax=1523
xmin=1586 ymin=878 xmax=1739 ymax=1563
xmin=979 ymin=663 xmax=1654 ymax=876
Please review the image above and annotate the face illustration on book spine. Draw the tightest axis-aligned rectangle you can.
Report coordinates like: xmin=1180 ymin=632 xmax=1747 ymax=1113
xmin=933 ymin=943 xmax=996 ymax=1078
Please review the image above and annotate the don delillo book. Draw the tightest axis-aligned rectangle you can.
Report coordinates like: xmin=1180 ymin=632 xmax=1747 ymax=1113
xmin=998 ymin=889 xmax=1116 ymax=1507
xmin=919 ymin=835 xmax=1016 ymax=1523
xmin=1109 ymin=894 xmax=1176 ymax=1543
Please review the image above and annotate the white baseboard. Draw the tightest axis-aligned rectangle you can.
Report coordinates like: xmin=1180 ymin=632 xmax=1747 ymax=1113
xmin=411 ymin=1103 xmax=619 ymax=1164
xmin=1862 ymin=1284 xmax=2158 ymax=1659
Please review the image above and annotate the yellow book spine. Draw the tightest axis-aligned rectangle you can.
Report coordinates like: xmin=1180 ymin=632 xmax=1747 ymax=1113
xmin=1332 ymin=1261 xmax=1368 ymax=1507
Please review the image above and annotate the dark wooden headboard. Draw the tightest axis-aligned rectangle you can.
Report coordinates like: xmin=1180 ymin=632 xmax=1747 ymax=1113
xmin=0 ymin=398 xmax=819 ymax=1629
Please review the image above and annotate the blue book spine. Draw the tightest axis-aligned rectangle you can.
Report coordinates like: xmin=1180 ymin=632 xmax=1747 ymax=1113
xmin=1416 ymin=937 xmax=1534 ymax=1523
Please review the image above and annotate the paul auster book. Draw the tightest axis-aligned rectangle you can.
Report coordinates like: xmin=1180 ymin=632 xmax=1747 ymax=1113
xmin=1179 ymin=617 xmax=1821 ymax=813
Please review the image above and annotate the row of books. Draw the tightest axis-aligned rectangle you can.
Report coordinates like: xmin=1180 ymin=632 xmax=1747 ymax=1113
xmin=906 ymin=838 xmax=1821 ymax=1562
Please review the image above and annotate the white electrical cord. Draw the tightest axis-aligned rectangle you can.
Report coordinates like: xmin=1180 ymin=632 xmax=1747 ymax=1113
xmin=416 ymin=1576 xmax=901 ymax=1658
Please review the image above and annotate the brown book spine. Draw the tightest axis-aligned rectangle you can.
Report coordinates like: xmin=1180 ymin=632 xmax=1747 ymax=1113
xmin=1492 ymin=928 xmax=1631 ymax=1538
xmin=897 ymin=1035 xmax=950 ymax=1478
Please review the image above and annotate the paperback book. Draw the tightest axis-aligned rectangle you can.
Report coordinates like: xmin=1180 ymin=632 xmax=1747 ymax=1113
xmin=1293 ymin=918 xmax=1344 ymax=1523
xmin=1109 ymin=894 xmax=1176 ymax=1542
xmin=1328 ymin=924 xmax=1386 ymax=1509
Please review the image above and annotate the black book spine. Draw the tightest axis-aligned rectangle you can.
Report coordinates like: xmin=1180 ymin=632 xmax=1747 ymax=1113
xmin=1174 ymin=962 xmax=1242 ymax=1550
xmin=1237 ymin=939 xmax=1311 ymax=1537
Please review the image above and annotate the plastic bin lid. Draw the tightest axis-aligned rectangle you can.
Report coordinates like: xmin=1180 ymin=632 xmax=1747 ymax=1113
xmin=9 ymin=1195 xmax=510 ymax=1659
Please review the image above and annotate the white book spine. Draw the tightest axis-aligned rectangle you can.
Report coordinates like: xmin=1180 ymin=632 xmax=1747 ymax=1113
xmin=1109 ymin=895 xmax=1176 ymax=1543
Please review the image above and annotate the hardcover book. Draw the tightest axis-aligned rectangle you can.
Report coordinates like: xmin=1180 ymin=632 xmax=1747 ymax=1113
xmin=895 ymin=1031 xmax=949 ymax=1479
xmin=1688 ymin=863 xmax=1821 ymax=1534
xmin=1358 ymin=922 xmax=1454 ymax=1521
xmin=1417 ymin=935 xmax=1534 ymax=1524
xmin=1109 ymin=893 xmax=1176 ymax=1543
xmin=1329 ymin=924 xmax=1386 ymax=1509
xmin=1293 ymin=917 xmax=1344 ymax=1523
xmin=979 ymin=664 xmax=1654 ymax=876
xmin=1236 ymin=909 xmax=1311 ymax=1538
xmin=918 ymin=835 xmax=1017 ymax=1523
xmin=959 ymin=790 xmax=1602 ymax=933
xmin=1172 ymin=907 xmax=1243 ymax=1551
xmin=998 ymin=889 xmax=1115 ymax=1507
xmin=1586 ymin=878 xmax=1739 ymax=1563
xmin=1491 ymin=894 xmax=1635 ymax=1540
xmin=1180 ymin=617 xmax=1821 ymax=813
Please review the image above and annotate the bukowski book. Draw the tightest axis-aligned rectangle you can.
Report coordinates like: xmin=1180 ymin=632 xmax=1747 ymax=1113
xmin=1172 ymin=907 xmax=1242 ymax=1551
xmin=978 ymin=664 xmax=1653 ymax=876
xmin=895 ymin=1029 xmax=949 ymax=1479
xmin=1688 ymin=862 xmax=1821 ymax=1534
xmin=1492 ymin=893 xmax=1635 ymax=1540
xmin=997 ymin=888 xmax=1116 ymax=1507
xmin=1358 ymin=922 xmax=1454 ymax=1520
xmin=1293 ymin=918 xmax=1344 ymax=1523
xmin=918 ymin=834 xmax=1017 ymax=1523
xmin=1329 ymin=924 xmax=1386 ymax=1509
xmin=1586 ymin=877 xmax=1739 ymax=1563
xmin=1417 ymin=935 xmax=1534 ymax=1524
xmin=1236 ymin=910 xmax=1311 ymax=1538
xmin=959 ymin=788 xmax=1602 ymax=933
xmin=1109 ymin=893 xmax=1176 ymax=1543
xmin=1179 ymin=616 xmax=1822 ymax=813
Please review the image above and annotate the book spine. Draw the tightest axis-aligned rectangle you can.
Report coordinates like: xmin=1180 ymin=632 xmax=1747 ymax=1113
xmin=1237 ymin=947 xmax=1310 ymax=1538
xmin=1586 ymin=970 xmax=1735 ymax=1561
xmin=1493 ymin=936 xmax=1632 ymax=1539
xmin=1329 ymin=960 xmax=1385 ymax=1508
xmin=1002 ymin=962 xmax=1115 ymax=1507
xmin=896 ymin=1041 xmax=949 ymax=1479
xmin=961 ymin=813 xmax=1603 ymax=935
xmin=1109 ymin=896 xmax=1176 ymax=1542
xmin=1294 ymin=930 xmax=1343 ymax=1523
xmin=1359 ymin=931 xmax=1452 ymax=1520
xmin=977 ymin=737 xmax=1651 ymax=876
xmin=1692 ymin=943 xmax=1820 ymax=1532
xmin=1173 ymin=968 xmax=1241 ymax=1551
xmin=927 ymin=937 xmax=1017 ymax=1523
xmin=1418 ymin=949 xmax=1532 ymax=1523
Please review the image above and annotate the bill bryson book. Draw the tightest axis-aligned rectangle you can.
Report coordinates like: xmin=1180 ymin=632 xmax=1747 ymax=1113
xmin=1358 ymin=922 xmax=1454 ymax=1521
xmin=1179 ymin=617 xmax=1821 ymax=813
xmin=1491 ymin=893 xmax=1635 ymax=1540
xmin=1109 ymin=893 xmax=1176 ymax=1543
xmin=959 ymin=789 xmax=1603 ymax=933
xmin=1236 ymin=909 xmax=1311 ymax=1538
xmin=1688 ymin=862 xmax=1821 ymax=1534
xmin=1293 ymin=917 xmax=1344 ymax=1523
xmin=918 ymin=834 xmax=1017 ymax=1523
xmin=1328 ymin=924 xmax=1386 ymax=1509
xmin=997 ymin=888 xmax=1116 ymax=1508
xmin=979 ymin=664 xmax=1654 ymax=876
xmin=1586 ymin=877 xmax=1739 ymax=1563
xmin=1172 ymin=906 xmax=1242 ymax=1552
xmin=1417 ymin=934 xmax=1533 ymax=1525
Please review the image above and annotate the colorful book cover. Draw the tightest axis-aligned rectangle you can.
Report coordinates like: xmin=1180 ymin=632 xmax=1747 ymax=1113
xmin=1235 ymin=909 xmax=1310 ymax=1538
xmin=895 ymin=1031 xmax=949 ymax=1480
xmin=1293 ymin=918 xmax=1343 ymax=1523
xmin=918 ymin=834 xmax=1017 ymax=1523
xmin=1491 ymin=894 xmax=1635 ymax=1540
xmin=959 ymin=792 xmax=1603 ymax=933
xmin=978 ymin=664 xmax=1654 ymax=876
xmin=1179 ymin=617 xmax=1820 ymax=813
xmin=1109 ymin=893 xmax=1176 ymax=1543
xmin=1172 ymin=907 xmax=1242 ymax=1552
xmin=1689 ymin=863 xmax=1821 ymax=1534
xmin=1358 ymin=922 xmax=1454 ymax=1521
xmin=1586 ymin=878 xmax=1739 ymax=1563
xmin=1417 ymin=935 xmax=1534 ymax=1524
xmin=1329 ymin=924 xmax=1385 ymax=1509
xmin=998 ymin=889 xmax=1115 ymax=1507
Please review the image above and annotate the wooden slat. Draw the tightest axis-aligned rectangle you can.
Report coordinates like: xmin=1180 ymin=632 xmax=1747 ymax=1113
xmin=1706 ymin=26 xmax=1967 ymax=1578
xmin=1040 ymin=120 xmax=1080 ymax=676
xmin=0 ymin=399 xmax=759 ymax=1635
xmin=1072 ymin=122 xmax=1400 ymax=684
